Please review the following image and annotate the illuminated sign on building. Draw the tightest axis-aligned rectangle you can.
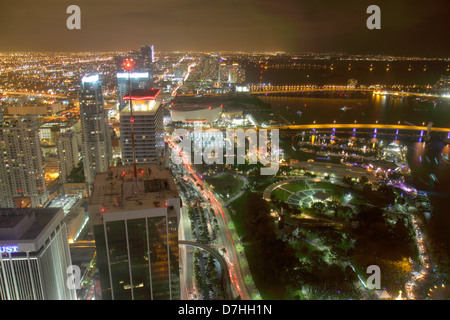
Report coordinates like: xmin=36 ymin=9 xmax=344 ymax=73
xmin=117 ymin=72 xmax=149 ymax=79
xmin=81 ymin=74 xmax=99 ymax=83
xmin=0 ymin=245 xmax=19 ymax=253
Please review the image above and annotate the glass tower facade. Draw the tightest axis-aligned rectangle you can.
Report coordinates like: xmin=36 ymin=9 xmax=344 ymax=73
xmin=89 ymin=165 xmax=181 ymax=300
xmin=79 ymin=74 xmax=112 ymax=187
xmin=94 ymin=208 xmax=179 ymax=300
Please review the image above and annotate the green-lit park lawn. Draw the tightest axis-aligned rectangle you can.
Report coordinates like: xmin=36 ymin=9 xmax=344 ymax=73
xmin=204 ymin=173 xmax=244 ymax=199
xmin=271 ymin=180 xmax=346 ymax=204
xmin=226 ymin=175 xmax=416 ymax=300
xmin=271 ymin=180 xmax=310 ymax=202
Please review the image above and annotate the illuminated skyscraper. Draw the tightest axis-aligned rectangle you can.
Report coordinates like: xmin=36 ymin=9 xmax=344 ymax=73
xmin=116 ymin=71 xmax=151 ymax=111
xmin=0 ymin=207 xmax=76 ymax=300
xmin=114 ymin=45 xmax=154 ymax=73
xmin=0 ymin=116 xmax=48 ymax=208
xmin=79 ymin=74 xmax=112 ymax=188
xmin=139 ymin=45 xmax=155 ymax=69
xmin=88 ymin=164 xmax=181 ymax=300
xmin=120 ymin=88 xmax=164 ymax=165
xmin=55 ymin=130 xmax=79 ymax=183
xmin=228 ymin=63 xmax=240 ymax=83
xmin=201 ymin=54 xmax=220 ymax=81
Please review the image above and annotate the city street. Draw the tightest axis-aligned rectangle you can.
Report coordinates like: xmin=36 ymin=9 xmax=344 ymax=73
xmin=169 ymin=139 xmax=260 ymax=300
xmin=179 ymin=204 xmax=197 ymax=300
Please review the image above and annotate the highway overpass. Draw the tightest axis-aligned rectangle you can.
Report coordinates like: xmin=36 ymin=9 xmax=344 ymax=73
xmin=179 ymin=240 xmax=234 ymax=300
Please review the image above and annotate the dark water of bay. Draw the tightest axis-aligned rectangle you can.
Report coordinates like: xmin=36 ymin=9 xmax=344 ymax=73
xmin=247 ymin=59 xmax=450 ymax=86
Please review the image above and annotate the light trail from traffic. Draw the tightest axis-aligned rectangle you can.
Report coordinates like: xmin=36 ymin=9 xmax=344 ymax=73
xmin=166 ymin=56 xmax=256 ymax=300
xmin=168 ymin=138 xmax=252 ymax=300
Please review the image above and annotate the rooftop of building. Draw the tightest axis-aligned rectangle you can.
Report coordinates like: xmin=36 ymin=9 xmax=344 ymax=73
xmin=0 ymin=115 xmax=37 ymax=128
xmin=0 ymin=207 xmax=61 ymax=241
xmin=170 ymin=103 xmax=222 ymax=112
xmin=123 ymin=88 xmax=160 ymax=101
xmin=89 ymin=164 xmax=179 ymax=223
xmin=39 ymin=118 xmax=79 ymax=128
xmin=120 ymin=99 xmax=162 ymax=115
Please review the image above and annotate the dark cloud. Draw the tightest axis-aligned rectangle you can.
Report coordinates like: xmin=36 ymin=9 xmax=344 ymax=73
xmin=0 ymin=0 xmax=448 ymax=56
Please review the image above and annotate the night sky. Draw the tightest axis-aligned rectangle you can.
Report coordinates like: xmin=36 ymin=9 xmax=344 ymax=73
xmin=0 ymin=0 xmax=449 ymax=56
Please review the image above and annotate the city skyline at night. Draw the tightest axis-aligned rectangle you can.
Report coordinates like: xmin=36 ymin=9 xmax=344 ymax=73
xmin=0 ymin=0 xmax=449 ymax=307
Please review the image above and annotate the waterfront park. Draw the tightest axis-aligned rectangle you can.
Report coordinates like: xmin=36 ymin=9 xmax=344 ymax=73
xmin=196 ymin=153 xmax=427 ymax=300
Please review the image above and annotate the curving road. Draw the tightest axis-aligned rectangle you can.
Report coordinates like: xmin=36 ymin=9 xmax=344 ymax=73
xmin=168 ymin=139 xmax=259 ymax=300
xmin=179 ymin=240 xmax=233 ymax=300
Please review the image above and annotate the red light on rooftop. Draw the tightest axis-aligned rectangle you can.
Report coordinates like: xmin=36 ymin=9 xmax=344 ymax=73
xmin=101 ymin=208 xmax=105 ymax=213
xmin=124 ymin=59 xmax=134 ymax=71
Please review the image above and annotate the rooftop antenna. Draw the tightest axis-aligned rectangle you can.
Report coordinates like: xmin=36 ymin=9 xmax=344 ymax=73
xmin=123 ymin=58 xmax=144 ymax=198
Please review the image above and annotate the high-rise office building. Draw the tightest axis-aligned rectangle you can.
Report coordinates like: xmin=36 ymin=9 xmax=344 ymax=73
xmin=218 ymin=62 xmax=245 ymax=84
xmin=79 ymin=74 xmax=112 ymax=188
xmin=116 ymin=72 xmax=151 ymax=111
xmin=114 ymin=45 xmax=154 ymax=73
xmin=0 ymin=116 xmax=48 ymax=208
xmin=114 ymin=54 xmax=133 ymax=72
xmin=88 ymin=164 xmax=181 ymax=300
xmin=0 ymin=207 xmax=76 ymax=300
xmin=201 ymin=54 xmax=220 ymax=81
xmin=218 ymin=62 xmax=229 ymax=83
xmin=139 ymin=45 xmax=155 ymax=70
xmin=120 ymin=88 xmax=164 ymax=165
xmin=55 ymin=130 xmax=79 ymax=183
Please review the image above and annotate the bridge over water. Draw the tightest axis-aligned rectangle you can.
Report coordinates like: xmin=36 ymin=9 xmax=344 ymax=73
xmin=249 ymin=85 xmax=371 ymax=94
xmin=248 ymin=85 xmax=448 ymax=99
xmin=265 ymin=123 xmax=450 ymax=134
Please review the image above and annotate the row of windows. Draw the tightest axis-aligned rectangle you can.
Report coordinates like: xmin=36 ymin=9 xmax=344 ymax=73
xmin=95 ymin=215 xmax=179 ymax=300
